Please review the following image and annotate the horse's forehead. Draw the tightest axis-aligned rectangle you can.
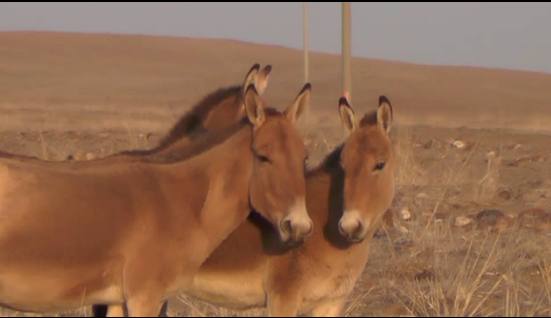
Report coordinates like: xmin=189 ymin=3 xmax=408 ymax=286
xmin=256 ymin=116 xmax=306 ymax=154
xmin=348 ymin=126 xmax=391 ymax=157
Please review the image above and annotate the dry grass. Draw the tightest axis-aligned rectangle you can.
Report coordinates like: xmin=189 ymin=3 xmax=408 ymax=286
xmin=0 ymin=120 xmax=550 ymax=318
xmin=1 ymin=122 xmax=551 ymax=317
xmin=354 ymin=125 xmax=551 ymax=318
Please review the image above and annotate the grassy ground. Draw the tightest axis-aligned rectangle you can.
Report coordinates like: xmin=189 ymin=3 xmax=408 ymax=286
xmin=0 ymin=122 xmax=550 ymax=317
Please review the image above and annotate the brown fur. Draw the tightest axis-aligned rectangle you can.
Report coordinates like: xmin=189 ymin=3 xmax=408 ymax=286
xmin=161 ymin=96 xmax=396 ymax=317
xmin=0 ymin=83 xmax=312 ymax=317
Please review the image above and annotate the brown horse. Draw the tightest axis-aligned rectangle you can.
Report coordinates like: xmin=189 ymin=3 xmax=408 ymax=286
xmin=153 ymin=95 xmax=394 ymax=317
xmin=0 ymin=62 xmax=273 ymax=166
xmin=0 ymin=84 xmax=313 ymax=317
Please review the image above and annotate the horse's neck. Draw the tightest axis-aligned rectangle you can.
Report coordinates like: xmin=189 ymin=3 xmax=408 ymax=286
xmin=167 ymin=126 xmax=254 ymax=248
xmin=306 ymin=155 xmax=344 ymax=223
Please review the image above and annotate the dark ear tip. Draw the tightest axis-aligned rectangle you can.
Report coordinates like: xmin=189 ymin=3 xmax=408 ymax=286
xmin=301 ymin=83 xmax=312 ymax=93
xmin=249 ymin=63 xmax=261 ymax=73
xmin=339 ymin=96 xmax=351 ymax=107
xmin=378 ymin=95 xmax=391 ymax=107
xmin=262 ymin=65 xmax=273 ymax=73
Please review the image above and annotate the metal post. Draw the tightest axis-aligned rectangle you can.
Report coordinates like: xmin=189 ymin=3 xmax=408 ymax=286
xmin=342 ymin=2 xmax=352 ymax=103
xmin=303 ymin=2 xmax=309 ymax=84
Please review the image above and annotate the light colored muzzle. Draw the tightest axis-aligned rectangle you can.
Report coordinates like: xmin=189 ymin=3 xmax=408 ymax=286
xmin=279 ymin=198 xmax=313 ymax=245
xmin=339 ymin=210 xmax=370 ymax=243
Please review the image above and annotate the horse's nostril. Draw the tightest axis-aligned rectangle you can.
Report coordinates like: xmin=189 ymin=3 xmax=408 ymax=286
xmin=338 ymin=220 xmax=348 ymax=236
xmin=306 ymin=221 xmax=314 ymax=236
xmin=281 ymin=219 xmax=293 ymax=235
xmin=339 ymin=218 xmax=364 ymax=239
xmin=354 ymin=222 xmax=365 ymax=238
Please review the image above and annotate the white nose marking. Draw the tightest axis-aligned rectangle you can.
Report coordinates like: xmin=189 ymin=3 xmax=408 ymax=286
xmin=282 ymin=197 xmax=313 ymax=240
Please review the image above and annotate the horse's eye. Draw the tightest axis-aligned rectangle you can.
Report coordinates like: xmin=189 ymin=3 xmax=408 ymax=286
xmin=258 ymin=155 xmax=271 ymax=164
xmin=374 ymin=162 xmax=386 ymax=171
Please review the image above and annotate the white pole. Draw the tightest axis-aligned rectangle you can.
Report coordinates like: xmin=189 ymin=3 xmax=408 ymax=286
xmin=303 ymin=2 xmax=309 ymax=84
xmin=342 ymin=2 xmax=352 ymax=103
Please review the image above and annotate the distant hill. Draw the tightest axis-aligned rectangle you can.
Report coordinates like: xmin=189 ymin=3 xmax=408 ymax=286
xmin=1 ymin=31 xmax=550 ymax=133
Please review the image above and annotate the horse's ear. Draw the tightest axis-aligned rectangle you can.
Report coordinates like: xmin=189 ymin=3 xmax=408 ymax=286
xmin=244 ymin=84 xmax=266 ymax=128
xmin=236 ymin=64 xmax=261 ymax=118
xmin=255 ymin=65 xmax=272 ymax=96
xmin=284 ymin=83 xmax=311 ymax=123
xmin=338 ymin=97 xmax=357 ymax=136
xmin=377 ymin=95 xmax=393 ymax=136
xmin=243 ymin=63 xmax=260 ymax=91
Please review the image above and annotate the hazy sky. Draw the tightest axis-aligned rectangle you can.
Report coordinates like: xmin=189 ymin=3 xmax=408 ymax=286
xmin=1 ymin=2 xmax=550 ymax=73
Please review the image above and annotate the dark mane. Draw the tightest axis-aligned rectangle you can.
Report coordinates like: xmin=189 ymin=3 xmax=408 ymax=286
xmin=306 ymin=144 xmax=344 ymax=178
xmin=121 ymin=85 xmax=243 ymax=156
xmin=0 ymin=86 xmax=245 ymax=163
xmin=140 ymin=116 xmax=250 ymax=164
xmin=146 ymin=107 xmax=291 ymax=164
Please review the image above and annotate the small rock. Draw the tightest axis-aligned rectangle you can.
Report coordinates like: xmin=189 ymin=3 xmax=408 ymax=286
xmin=416 ymin=193 xmax=429 ymax=199
xmin=476 ymin=209 xmax=505 ymax=226
xmin=440 ymin=204 xmax=451 ymax=213
xmin=71 ymin=150 xmax=86 ymax=161
xmin=497 ymin=188 xmax=513 ymax=201
xmin=400 ymin=208 xmax=412 ymax=221
xmin=415 ymin=193 xmax=430 ymax=206
xmin=493 ymin=217 xmax=514 ymax=234
xmin=519 ymin=208 xmax=551 ymax=232
xmin=483 ymin=272 xmax=500 ymax=277
xmin=534 ymin=155 xmax=546 ymax=163
xmin=520 ymin=208 xmax=549 ymax=219
xmin=381 ymin=209 xmax=397 ymax=228
xmin=422 ymin=140 xmax=440 ymax=150
xmin=435 ymin=212 xmax=447 ymax=220
xmin=514 ymin=144 xmax=522 ymax=150
xmin=85 ymin=152 xmax=98 ymax=161
xmin=146 ymin=133 xmax=157 ymax=141
xmin=507 ymin=160 xmax=520 ymax=167
xmin=383 ymin=304 xmax=410 ymax=317
xmin=455 ymin=216 xmax=472 ymax=227
xmin=422 ymin=211 xmax=434 ymax=219
xmin=451 ymin=140 xmax=466 ymax=149
xmin=373 ymin=229 xmax=385 ymax=239
xmin=423 ymin=140 xmax=436 ymax=150
xmin=422 ymin=211 xmax=447 ymax=221
xmin=414 ymin=269 xmax=437 ymax=282
xmin=394 ymin=239 xmax=414 ymax=252
xmin=476 ymin=209 xmax=513 ymax=233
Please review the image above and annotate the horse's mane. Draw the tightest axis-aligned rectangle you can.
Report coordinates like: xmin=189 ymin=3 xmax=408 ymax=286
xmin=121 ymin=85 xmax=243 ymax=156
